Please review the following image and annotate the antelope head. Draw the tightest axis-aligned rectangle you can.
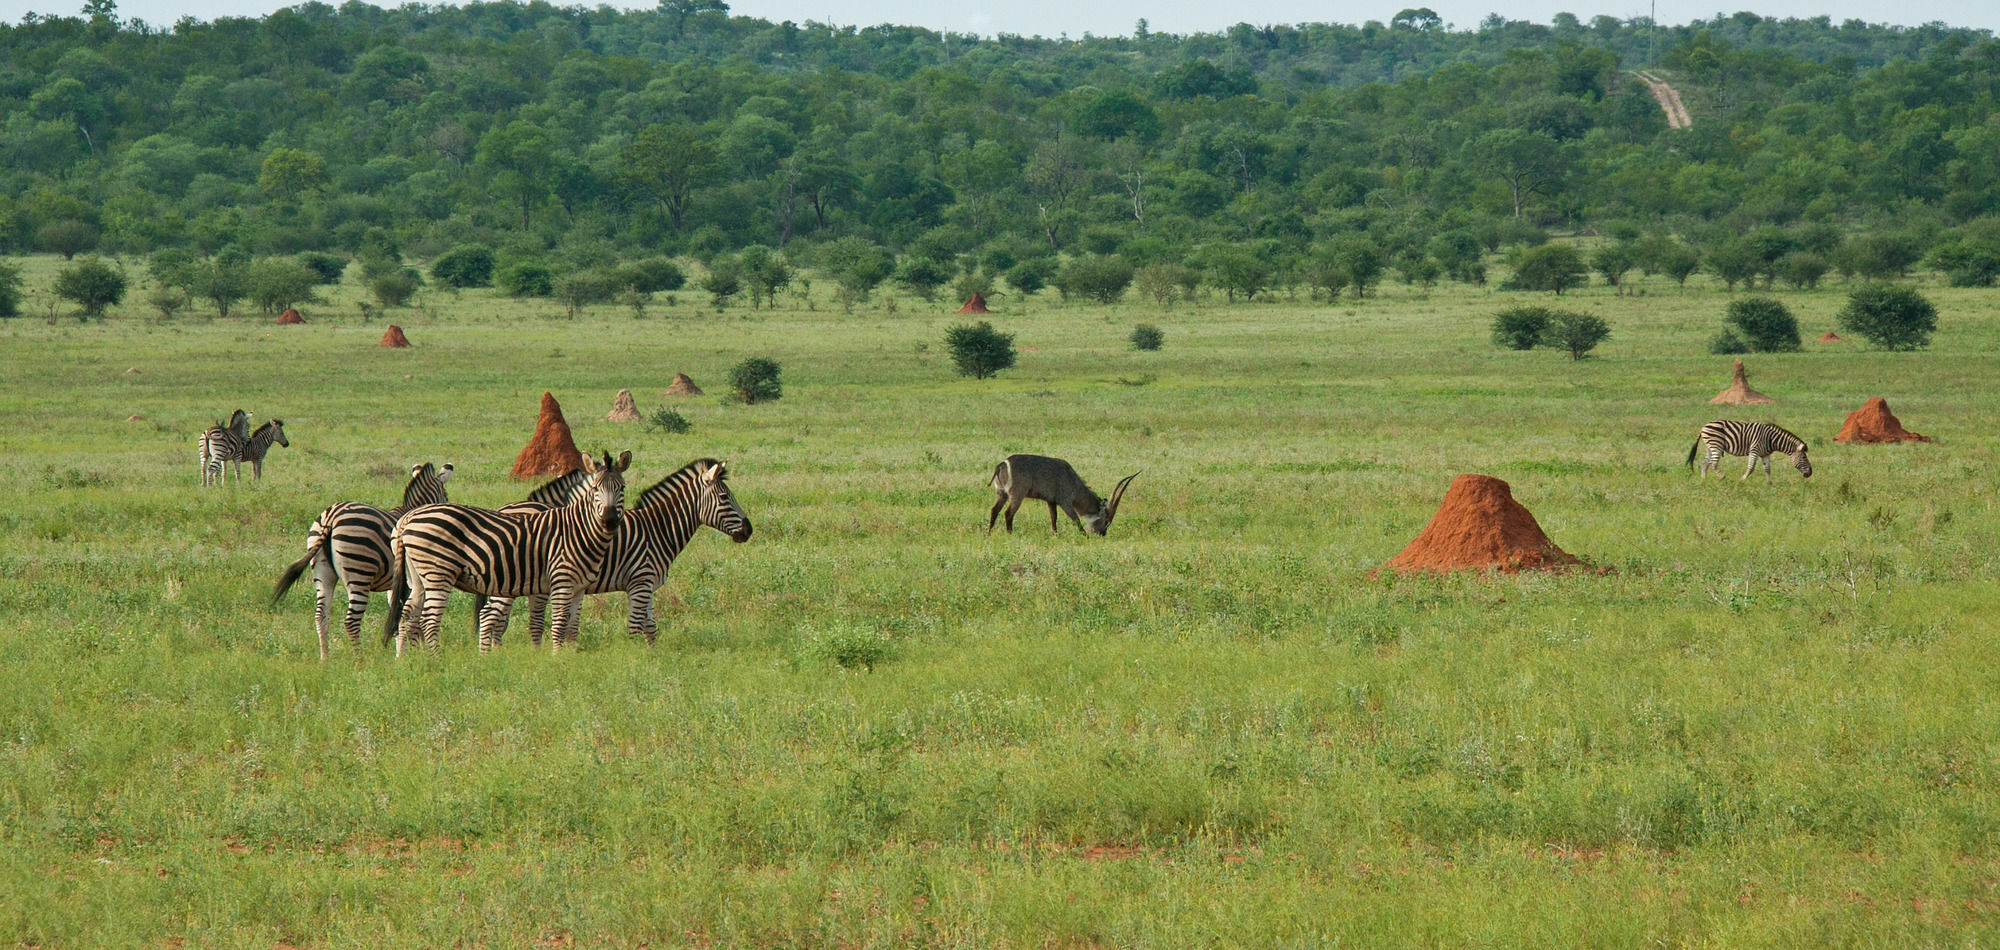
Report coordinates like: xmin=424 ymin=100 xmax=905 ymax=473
xmin=1094 ymin=472 xmax=1140 ymax=535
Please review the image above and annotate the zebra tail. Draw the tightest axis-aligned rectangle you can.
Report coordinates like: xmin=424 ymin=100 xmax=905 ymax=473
xmin=1685 ymin=440 xmax=1699 ymax=469
xmin=272 ymin=552 xmax=314 ymax=605
xmin=382 ymin=553 xmax=409 ymax=647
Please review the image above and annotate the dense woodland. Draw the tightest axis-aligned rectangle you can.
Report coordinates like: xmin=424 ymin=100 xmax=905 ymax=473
xmin=4 ymin=1 xmax=2000 ymax=311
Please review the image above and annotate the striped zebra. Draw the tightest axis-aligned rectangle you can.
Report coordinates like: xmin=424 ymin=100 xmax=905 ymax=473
xmin=197 ymin=410 xmax=250 ymax=486
xmin=386 ymin=450 xmax=631 ymax=654
xmin=200 ymin=418 xmax=290 ymax=486
xmin=477 ymin=458 xmax=754 ymax=647
xmin=1688 ymin=420 xmax=1813 ymax=480
xmin=272 ymin=462 xmax=454 ymax=660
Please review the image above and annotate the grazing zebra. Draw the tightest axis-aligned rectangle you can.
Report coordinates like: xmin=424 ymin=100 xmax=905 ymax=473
xmin=197 ymin=410 xmax=250 ymax=486
xmin=200 ymin=419 xmax=291 ymax=485
xmin=272 ymin=462 xmax=454 ymax=660
xmin=478 ymin=458 xmax=754 ymax=647
xmin=1688 ymin=420 xmax=1813 ymax=480
xmin=386 ymin=450 xmax=631 ymax=654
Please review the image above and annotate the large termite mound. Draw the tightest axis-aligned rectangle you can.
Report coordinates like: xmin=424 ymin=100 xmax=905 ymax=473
xmin=1709 ymin=359 xmax=1773 ymax=405
xmin=606 ymin=388 xmax=642 ymax=422
xmin=662 ymin=373 xmax=703 ymax=396
xmin=1835 ymin=397 xmax=1931 ymax=444
xmin=1384 ymin=474 xmax=1584 ymax=574
xmin=510 ymin=392 xmax=585 ymax=478
xmin=1816 ymin=331 xmax=1845 ymax=343
xmin=955 ymin=293 xmax=990 ymax=314
xmin=277 ymin=308 xmax=304 ymax=324
xmin=379 ymin=324 xmax=411 ymax=347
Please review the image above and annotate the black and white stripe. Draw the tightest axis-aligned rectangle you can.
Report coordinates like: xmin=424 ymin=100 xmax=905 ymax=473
xmin=481 ymin=458 xmax=754 ymax=647
xmin=386 ymin=450 xmax=631 ymax=654
xmin=197 ymin=410 xmax=250 ymax=486
xmin=1688 ymin=420 xmax=1813 ymax=480
xmin=201 ymin=418 xmax=290 ymax=485
xmin=272 ymin=462 xmax=454 ymax=659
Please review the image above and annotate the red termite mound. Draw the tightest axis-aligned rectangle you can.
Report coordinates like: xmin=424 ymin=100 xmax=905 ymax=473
xmin=1816 ymin=331 xmax=1845 ymax=343
xmin=510 ymin=392 xmax=586 ymax=479
xmin=1835 ymin=397 xmax=1931 ymax=444
xmin=379 ymin=325 xmax=411 ymax=347
xmin=662 ymin=373 xmax=703 ymax=396
xmin=956 ymin=293 xmax=990 ymax=314
xmin=1709 ymin=359 xmax=1773 ymax=405
xmin=277 ymin=308 xmax=303 ymax=324
xmin=1384 ymin=474 xmax=1584 ymax=575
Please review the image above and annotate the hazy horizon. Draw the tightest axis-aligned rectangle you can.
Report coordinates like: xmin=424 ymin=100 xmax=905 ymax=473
xmin=8 ymin=0 xmax=1996 ymax=42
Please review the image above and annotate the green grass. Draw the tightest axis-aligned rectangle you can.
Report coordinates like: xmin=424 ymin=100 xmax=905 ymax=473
xmin=3 ymin=257 xmax=1999 ymax=946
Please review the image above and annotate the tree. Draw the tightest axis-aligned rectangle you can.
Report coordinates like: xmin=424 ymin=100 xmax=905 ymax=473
xmin=729 ymin=357 xmax=783 ymax=403
xmin=1544 ymin=311 xmax=1610 ymax=360
xmin=53 ymin=257 xmax=127 ymax=319
xmin=702 ymin=255 xmax=743 ymax=308
xmin=430 ymin=244 xmax=495 ymax=288
xmin=1925 ymin=237 xmax=2000 ymax=287
xmin=1203 ymin=247 xmax=1273 ymax=301
xmin=738 ymin=246 xmax=791 ymax=308
xmin=944 ymin=321 xmax=1017 ymax=379
xmin=476 ymin=121 xmax=555 ymax=228
xmin=191 ymin=257 xmax=250 ymax=317
xmin=1330 ymin=237 xmax=1384 ymax=298
xmin=248 ymin=259 xmax=319 ymax=313
xmin=1491 ymin=306 xmax=1552 ymax=350
xmin=498 ymin=261 xmax=555 ymax=297
xmin=1724 ymin=297 xmax=1801 ymax=352
xmin=37 ymin=220 xmax=98 ymax=260
xmin=0 ymin=260 xmax=21 ymax=317
xmin=818 ymin=236 xmax=894 ymax=310
xmin=1134 ymin=263 xmax=1192 ymax=308
xmin=1839 ymin=232 xmax=1926 ymax=280
xmin=1777 ymin=252 xmax=1829 ymax=290
xmin=1659 ymin=244 xmax=1702 ymax=287
xmin=1507 ymin=244 xmax=1588 ymax=294
xmin=1005 ymin=258 xmax=1056 ymax=296
xmin=619 ymin=258 xmax=687 ymax=294
xmin=1055 ymin=254 xmax=1135 ymax=304
xmin=370 ymin=270 xmax=421 ymax=309
xmin=1591 ymin=243 xmax=1634 ymax=292
xmin=1464 ymin=128 xmax=1566 ymax=220
xmin=297 ymin=252 xmax=347 ymax=285
xmin=617 ymin=124 xmax=718 ymax=234
xmin=895 ymin=256 xmax=953 ymax=302
xmin=1837 ymin=284 xmax=1938 ymax=350
xmin=554 ymin=270 xmax=614 ymax=317
xmin=258 ymin=148 xmax=328 ymax=201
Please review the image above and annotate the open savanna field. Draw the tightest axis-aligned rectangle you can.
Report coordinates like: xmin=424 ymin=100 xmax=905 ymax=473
xmin=2 ymin=254 xmax=1998 ymax=947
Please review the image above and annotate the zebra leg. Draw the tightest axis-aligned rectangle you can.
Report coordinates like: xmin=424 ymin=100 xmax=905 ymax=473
xmin=626 ymin=586 xmax=658 ymax=645
xmin=252 ymin=458 xmax=263 ymax=480
xmin=309 ymin=553 xmax=339 ymax=660
xmin=1742 ymin=454 xmax=1758 ymax=481
xmin=418 ymin=580 xmax=449 ymax=652
xmin=547 ymin=588 xmax=580 ymax=652
xmin=340 ymin=582 xmax=371 ymax=655
xmin=529 ymin=595 xmax=548 ymax=647
xmin=394 ymin=573 xmax=423 ymax=658
xmin=476 ymin=600 xmax=507 ymax=654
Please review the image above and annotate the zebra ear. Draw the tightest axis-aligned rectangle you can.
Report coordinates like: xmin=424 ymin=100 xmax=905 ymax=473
xmin=614 ymin=450 xmax=632 ymax=471
xmin=702 ymin=461 xmax=721 ymax=483
xmin=438 ymin=463 xmax=454 ymax=483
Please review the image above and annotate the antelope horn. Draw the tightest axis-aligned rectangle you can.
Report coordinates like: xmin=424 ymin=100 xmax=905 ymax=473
xmin=1106 ymin=471 xmax=1140 ymax=522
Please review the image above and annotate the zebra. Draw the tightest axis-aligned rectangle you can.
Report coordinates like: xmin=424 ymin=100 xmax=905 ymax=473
xmin=197 ymin=410 xmax=250 ymax=486
xmin=272 ymin=462 xmax=454 ymax=660
xmin=200 ymin=418 xmax=290 ymax=485
xmin=1688 ymin=420 xmax=1813 ymax=480
xmin=386 ymin=450 xmax=631 ymax=655
xmin=476 ymin=458 xmax=754 ymax=647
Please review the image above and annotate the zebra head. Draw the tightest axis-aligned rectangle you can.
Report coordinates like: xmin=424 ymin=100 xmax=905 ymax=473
xmin=697 ymin=460 xmax=754 ymax=543
xmin=265 ymin=419 xmax=290 ymax=448
xmin=403 ymin=462 xmax=453 ymax=508
xmin=580 ymin=450 xmax=632 ymax=531
xmin=1792 ymin=443 xmax=1812 ymax=479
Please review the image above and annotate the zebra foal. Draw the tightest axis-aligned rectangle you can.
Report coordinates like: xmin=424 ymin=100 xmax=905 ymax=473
xmin=200 ymin=417 xmax=290 ymax=485
xmin=478 ymin=458 xmax=754 ymax=647
xmin=272 ymin=462 xmax=454 ymax=660
xmin=197 ymin=410 xmax=249 ymax=486
xmin=1688 ymin=420 xmax=1813 ymax=480
xmin=387 ymin=450 xmax=631 ymax=654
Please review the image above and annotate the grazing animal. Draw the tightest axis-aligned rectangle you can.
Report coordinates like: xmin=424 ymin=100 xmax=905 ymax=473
xmin=387 ymin=451 xmax=630 ymax=654
xmin=197 ymin=410 xmax=250 ymax=486
xmin=987 ymin=454 xmax=1138 ymax=535
xmin=272 ymin=462 xmax=454 ymax=660
xmin=1688 ymin=420 xmax=1813 ymax=480
xmin=201 ymin=418 xmax=290 ymax=485
xmin=477 ymin=458 xmax=754 ymax=647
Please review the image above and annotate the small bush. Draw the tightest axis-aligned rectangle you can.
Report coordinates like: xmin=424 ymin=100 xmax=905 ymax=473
xmin=429 ymin=243 xmax=496 ymax=288
xmin=945 ymin=321 xmax=1017 ymax=379
xmin=1491 ymin=306 xmax=1552 ymax=350
xmin=729 ymin=357 xmax=783 ymax=404
xmin=1723 ymin=297 xmax=1800 ymax=352
xmin=554 ymin=269 xmax=616 ymax=317
xmin=1708 ymin=330 xmax=1750 ymax=354
xmin=249 ymin=259 xmax=321 ymax=314
xmin=53 ymin=258 xmax=127 ymax=319
xmin=1838 ymin=283 xmax=1938 ymax=351
xmin=0 ymin=259 xmax=21 ymax=317
xmin=1544 ymin=311 xmax=1611 ymax=360
xmin=620 ymin=258 xmax=686 ymax=293
xmin=1055 ymin=254 xmax=1135 ymax=304
xmin=798 ymin=623 xmax=897 ymax=671
xmin=645 ymin=408 xmax=692 ymax=434
xmin=1130 ymin=323 xmax=1165 ymax=351
xmin=1005 ymin=257 xmax=1056 ymax=296
xmin=369 ymin=270 xmax=421 ymax=309
xmin=296 ymin=252 xmax=348 ymax=285
xmin=497 ymin=261 xmax=555 ymax=297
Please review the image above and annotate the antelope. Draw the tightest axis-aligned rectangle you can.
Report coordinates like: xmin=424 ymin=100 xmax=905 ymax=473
xmin=987 ymin=454 xmax=1138 ymax=536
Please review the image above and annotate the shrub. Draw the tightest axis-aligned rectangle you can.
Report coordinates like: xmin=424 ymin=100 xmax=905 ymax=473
xmin=1490 ymin=306 xmax=1552 ymax=350
xmin=1130 ymin=323 xmax=1165 ymax=351
xmin=1925 ymin=238 xmax=2000 ymax=287
xmin=191 ymin=258 xmax=250 ymax=317
xmin=1543 ymin=310 xmax=1611 ymax=360
xmin=0 ymin=259 xmax=21 ymax=317
xmin=1004 ymin=257 xmax=1056 ymax=296
xmin=620 ymin=257 xmax=686 ymax=293
xmin=429 ymin=243 xmax=496 ymax=288
xmin=895 ymin=255 xmax=953 ymax=302
xmin=729 ymin=357 xmax=783 ymax=404
xmin=370 ymin=270 xmax=421 ymax=309
xmin=147 ymin=286 xmax=188 ymax=320
xmin=555 ymin=269 xmax=615 ymax=317
xmin=497 ymin=261 xmax=555 ymax=297
xmin=944 ymin=321 xmax=1017 ymax=379
xmin=645 ymin=408 xmax=692 ymax=434
xmin=952 ymin=269 xmax=995 ymax=304
xmin=296 ymin=252 xmax=348 ymax=285
xmin=1837 ymin=284 xmax=1938 ymax=351
xmin=738 ymin=247 xmax=789 ymax=308
xmin=1505 ymin=244 xmax=1588 ymax=294
xmin=1659 ymin=244 xmax=1702 ymax=286
xmin=1708 ymin=330 xmax=1750 ymax=354
xmin=53 ymin=258 xmax=127 ymax=319
xmin=37 ymin=220 xmax=99 ymax=260
xmin=1054 ymin=254 xmax=1134 ymax=304
xmin=702 ymin=256 xmax=743 ymax=308
xmin=1777 ymin=252 xmax=1829 ymax=290
xmin=249 ymin=259 xmax=321 ymax=314
xmin=1723 ymin=297 xmax=1800 ymax=352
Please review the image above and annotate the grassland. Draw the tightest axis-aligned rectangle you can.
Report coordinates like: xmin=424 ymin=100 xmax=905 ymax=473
xmin=2 ymin=255 xmax=1998 ymax=947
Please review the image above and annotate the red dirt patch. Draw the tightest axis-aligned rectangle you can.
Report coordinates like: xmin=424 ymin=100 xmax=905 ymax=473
xmin=1710 ymin=358 xmax=1773 ymax=405
xmin=956 ymin=292 xmax=990 ymax=314
xmin=1817 ymin=331 xmax=1845 ymax=343
xmin=1384 ymin=474 xmax=1585 ymax=574
xmin=379 ymin=324 xmax=410 ymax=347
xmin=276 ymin=308 xmax=303 ymax=324
xmin=663 ymin=372 xmax=703 ymax=396
xmin=606 ymin=388 xmax=641 ymax=422
xmin=512 ymin=392 xmax=585 ymax=479
xmin=1836 ymin=396 xmax=1931 ymax=444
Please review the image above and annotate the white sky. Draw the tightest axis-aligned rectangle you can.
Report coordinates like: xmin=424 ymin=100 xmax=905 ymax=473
xmin=8 ymin=0 xmax=1996 ymax=42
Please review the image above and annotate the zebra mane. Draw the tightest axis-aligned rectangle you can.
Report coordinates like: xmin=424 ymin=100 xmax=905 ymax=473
xmin=1767 ymin=423 xmax=1808 ymax=450
xmin=525 ymin=468 xmax=587 ymax=506
xmin=634 ymin=458 xmax=721 ymax=511
xmin=252 ymin=419 xmax=281 ymax=436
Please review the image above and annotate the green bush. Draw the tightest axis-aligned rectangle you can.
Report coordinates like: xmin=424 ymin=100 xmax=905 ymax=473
xmin=729 ymin=357 xmax=783 ymax=404
xmin=1544 ymin=310 xmax=1611 ymax=360
xmin=1004 ymin=257 xmax=1056 ymax=296
xmin=296 ymin=252 xmax=348 ymax=285
xmin=248 ymin=259 xmax=321 ymax=314
xmin=620 ymin=258 xmax=686 ymax=294
xmin=429 ymin=243 xmax=496 ymax=288
xmin=1708 ymin=330 xmax=1751 ymax=354
xmin=555 ymin=269 xmax=616 ymax=317
xmin=370 ymin=270 xmax=422 ymax=309
xmin=1490 ymin=306 xmax=1552 ymax=350
xmin=1504 ymin=244 xmax=1587 ymax=295
xmin=0 ymin=260 xmax=21 ymax=317
xmin=497 ymin=261 xmax=555 ymax=297
xmin=1724 ymin=297 xmax=1801 ymax=352
xmin=1130 ymin=323 xmax=1165 ymax=351
xmin=1054 ymin=254 xmax=1135 ymax=304
xmin=944 ymin=321 xmax=1017 ymax=379
xmin=1837 ymin=283 xmax=1938 ymax=350
xmin=646 ymin=408 xmax=692 ymax=434
xmin=53 ymin=258 xmax=127 ymax=319
xmin=702 ymin=256 xmax=743 ymax=308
